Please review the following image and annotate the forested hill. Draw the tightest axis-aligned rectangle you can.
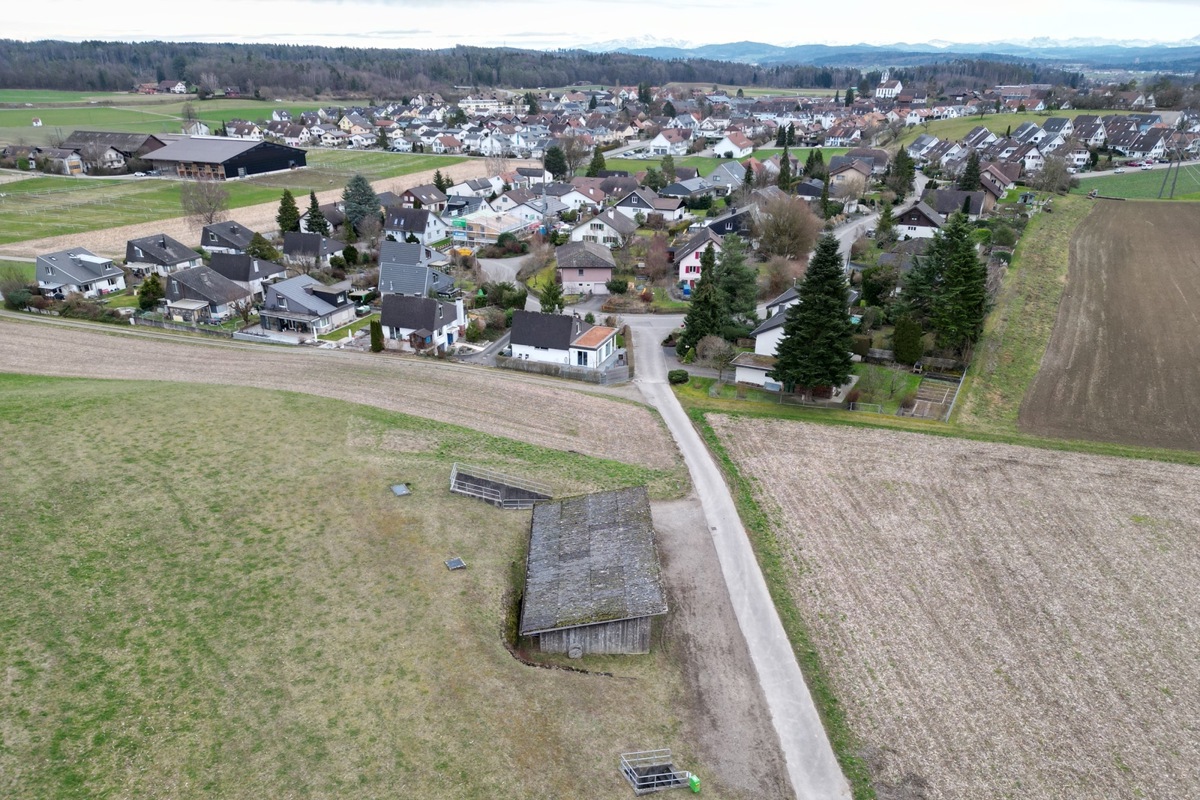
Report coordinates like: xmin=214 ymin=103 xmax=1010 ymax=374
xmin=0 ymin=39 xmax=1080 ymax=97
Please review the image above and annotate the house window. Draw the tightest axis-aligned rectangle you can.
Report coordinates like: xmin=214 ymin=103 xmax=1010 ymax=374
xmin=577 ymin=269 xmax=584 ymax=276
xmin=577 ymin=350 xmax=588 ymax=366
xmin=590 ymin=223 xmax=603 ymax=231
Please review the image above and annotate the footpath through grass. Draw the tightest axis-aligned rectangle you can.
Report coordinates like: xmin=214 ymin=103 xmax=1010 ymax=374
xmin=0 ymin=375 xmax=697 ymax=800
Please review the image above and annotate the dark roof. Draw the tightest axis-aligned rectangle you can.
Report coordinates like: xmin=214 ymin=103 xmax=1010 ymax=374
xmin=201 ymin=220 xmax=256 ymax=252
xmin=168 ymin=265 xmax=250 ymax=306
xmin=146 ymin=137 xmax=305 ymax=164
xmin=378 ymin=240 xmax=453 ymax=295
xmin=126 ymin=233 xmax=199 ymax=266
xmin=920 ymin=188 xmax=986 ymax=217
xmin=675 ymin=228 xmax=723 ymax=262
xmin=283 ymin=231 xmax=337 ymax=258
xmin=581 ymin=208 xmax=637 ymax=236
xmin=405 ymin=183 xmax=448 ymax=204
xmin=384 ymin=206 xmax=435 ymax=233
xmin=379 ymin=294 xmax=458 ymax=331
xmin=36 ymin=248 xmax=122 ymax=286
xmin=208 ymin=252 xmax=287 ymax=283
xmin=518 ymin=486 xmax=668 ymax=635
xmin=60 ymin=131 xmax=164 ymax=156
xmin=556 ymin=241 xmax=616 ymax=272
xmin=510 ymin=309 xmax=588 ymax=350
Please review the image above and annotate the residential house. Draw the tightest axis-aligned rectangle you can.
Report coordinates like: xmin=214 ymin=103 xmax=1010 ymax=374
xmin=674 ymin=228 xmax=723 ymax=288
xmin=712 ymin=132 xmax=753 ymax=159
xmin=647 ymin=128 xmax=694 ymax=156
xmin=895 ymin=201 xmax=945 ymax=239
xmin=509 ymin=310 xmax=619 ymax=369
xmin=35 ymin=248 xmax=126 ymax=299
xmin=659 ymin=176 xmax=715 ymax=200
xmin=300 ymin=202 xmax=345 ymax=235
xmin=921 ymin=188 xmax=991 ymax=220
xmin=379 ymin=294 xmax=466 ymax=353
xmin=125 ymin=233 xmax=203 ymax=277
xmin=377 ymin=240 xmax=454 ymax=297
xmin=36 ymin=148 xmax=83 ymax=176
xmin=569 ymin=208 xmax=638 ymax=248
xmin=383 ymin=207 xmax=448 ymax=246
xmin=282 ymin=232 xmax=342 ymax=267
xmin=258 ymin=275 xmax=355 ymax=336
xmin=612 ymin=189 xmax=684 ymax=222
xmin=732 ymin=285 xmax=799 ymax=387
xmin=707 ymin=160 xmax=747 ymax=195
xmin=555 ymin=241 xmax=615 ymax=295
xmin=704 ymin=205 xmax=754 ymax=237
xmin=165 ymin=265 xmax=252 ymax=322
xmin=208 ymin=253 xmax=287 ymax=299
xmin=400 ymin=184 xmax=448 ymax=212
xmin=159 ymin=80 xmax=188 ymax=94
xmin=875 ymin=78 xmax=904 ymax=100
xmin=200 ymin=220 xmax=257 ymax=254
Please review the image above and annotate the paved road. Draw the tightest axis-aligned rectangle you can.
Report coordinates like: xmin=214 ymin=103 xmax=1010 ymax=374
xmin=627 ymin=312 xmax=851 ymax=800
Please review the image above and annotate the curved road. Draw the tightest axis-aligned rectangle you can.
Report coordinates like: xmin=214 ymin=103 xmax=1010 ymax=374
xmin=626 ymin=312 xmax=851 ymax=800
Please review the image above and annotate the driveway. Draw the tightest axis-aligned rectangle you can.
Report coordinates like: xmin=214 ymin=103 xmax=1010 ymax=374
xmin=626 ymin=313 xmax=851 ymax=800
xmin=477 ymin=253 xmax=541 ymax=311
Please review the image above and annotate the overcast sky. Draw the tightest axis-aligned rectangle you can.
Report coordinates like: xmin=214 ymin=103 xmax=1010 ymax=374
xmin=11 ymin=0 xmax=1200 ymax=51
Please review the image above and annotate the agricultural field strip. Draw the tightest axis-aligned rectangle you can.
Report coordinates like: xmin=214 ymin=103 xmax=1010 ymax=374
xmin=711 ymin=415 xmax=1200 ymax=800
xmin=0 ymin=318 xmax=678 ymax=472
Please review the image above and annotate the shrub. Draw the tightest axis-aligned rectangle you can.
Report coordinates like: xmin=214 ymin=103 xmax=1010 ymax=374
xmin=584 ymin=312 xmax=595 ymax=323
xmin=845 ymin=388 xmax=862 ymax=405
xmin=606 ymin=278 xmax=629 ymax=294
xmin=3 ymin=287 xmax=32 ymax=311
xmin=342 ymin=245 xmax=359 ymax=266
xmin=369 ymin=320 xmax=383 ymax=352
xmin=892 ymin=315 xmax=925 ymax=364
xmin=464 ymin=321 xmax=483 ymax=343
xmin=504 ymin=308 xmax=514 ymax=328
xmin=851 ymin=334 xmax=872 ymax=358
xmin=668 ymin=369 xmax=689 ymax=385
xmin=329 ymin=255 xmax=347 ymax=269
xmin=639 ymin=288 xmax=654 ymax=303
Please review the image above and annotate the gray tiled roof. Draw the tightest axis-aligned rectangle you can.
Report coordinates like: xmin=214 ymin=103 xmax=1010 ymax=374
xmin=208 ymin=253 xmax=287 ymax=283
xmin=379 ymin=294 xmax=457 ymax=332
xmin=126 ymin=233 xmax=199 ymax=267
xmin=167 ymin=265 xmax=250 ymax=306
xmin=36 ymin=248 xmax=122 ymax=286
xmin=556 ymin=241 xmax=616 ymax=271
xmin=201 ymin=221 xmax=257 ymax=252
xmin=510 ymin=309 xmax=587 ymax=350
xmin=519 ymin=486 xmax=667 ymax=635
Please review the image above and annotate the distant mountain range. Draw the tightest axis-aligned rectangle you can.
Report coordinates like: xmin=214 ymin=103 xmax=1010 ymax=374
xmin=581 ymin=36 xmax=1200 ymax=69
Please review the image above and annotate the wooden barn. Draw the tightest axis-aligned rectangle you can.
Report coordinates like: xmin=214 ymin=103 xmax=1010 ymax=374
xmin=519 ymin=486 xmax=667 ymax=657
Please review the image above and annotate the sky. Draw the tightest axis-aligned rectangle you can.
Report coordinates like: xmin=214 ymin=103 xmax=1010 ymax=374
xmin=9 ymin=0 xmax=1200 ymax=52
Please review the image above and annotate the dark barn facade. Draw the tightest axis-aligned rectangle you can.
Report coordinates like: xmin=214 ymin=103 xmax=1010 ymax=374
xmin=147 ymin=137 xmax=306 ymax=180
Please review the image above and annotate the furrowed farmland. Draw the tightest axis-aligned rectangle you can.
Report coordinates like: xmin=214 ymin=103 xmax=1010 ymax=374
xmin=710 ymin=415 xmax=1200 ymax=800
xmin=1020 ymin=201 xmax=1200 ymax=450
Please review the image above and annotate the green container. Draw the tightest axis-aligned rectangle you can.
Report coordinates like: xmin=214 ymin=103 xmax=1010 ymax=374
xmin=689 ymin=773 xmax=701 ymax=793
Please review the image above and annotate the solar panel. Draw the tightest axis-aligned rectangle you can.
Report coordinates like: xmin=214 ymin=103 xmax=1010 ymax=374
xmin=390 ymin=484 xmax=411 ymax=496
xmin=445 ymin=557 xmax=467 ymax=571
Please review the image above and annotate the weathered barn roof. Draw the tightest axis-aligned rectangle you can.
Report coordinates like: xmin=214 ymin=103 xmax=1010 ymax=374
xmin=519 ymin=486 xmax=667 ymax=636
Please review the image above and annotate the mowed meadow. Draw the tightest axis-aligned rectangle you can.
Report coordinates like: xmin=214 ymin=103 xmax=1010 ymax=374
xmin=0 ymin=376 xmax=714 ymax=800
xmin=710 ymin=415 xmax=1200 ymax=800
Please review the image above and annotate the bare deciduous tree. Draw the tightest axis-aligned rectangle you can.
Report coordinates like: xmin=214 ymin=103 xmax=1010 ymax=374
xmin=232 ymin=297 xmax=256 ymax=325
xmin=834 ymin=174 xmax=867 ymax=202
xmin=180 ymin=179 xmax=231 ymax=228
xmin=558 ymin=134 xmax=590 ymax=177
xmin=644 ymin=233 xmax=671 ymax=285
xmin=696 ymin=334 xmax=738 ymax=382
xmin=757 ymin=195 xmax=822 ymax=260
xmin=485 ymin=153 xmax=511 ymax=179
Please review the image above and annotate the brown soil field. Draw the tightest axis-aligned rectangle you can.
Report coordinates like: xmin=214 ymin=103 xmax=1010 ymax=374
xmin=0 ymin=159 xmax=518 ymax=259
xmin=711 ymin=415 xmax=1200 ymax=800
xmin=1020 ymin=201 xmax=1200 ymax=450
xmin=0 ymin=318 xmax=680 ymax=474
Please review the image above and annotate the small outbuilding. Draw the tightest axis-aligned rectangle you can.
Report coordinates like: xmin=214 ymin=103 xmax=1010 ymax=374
xmin=519 ymin=486 xmax=667 ymax=657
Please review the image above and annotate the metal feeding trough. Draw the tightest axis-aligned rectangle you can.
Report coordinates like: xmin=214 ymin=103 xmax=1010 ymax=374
xmin=390 ymin=483 xmax=412 ymax=497
xmin=620 ymin=750 xmax=700 ymax=795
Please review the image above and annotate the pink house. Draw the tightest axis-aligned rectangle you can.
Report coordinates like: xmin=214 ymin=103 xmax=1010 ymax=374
xmin=674 ymin=228 xmax=723 ymax=288
xmin=556 ymin=241 xmax=615 ymax=295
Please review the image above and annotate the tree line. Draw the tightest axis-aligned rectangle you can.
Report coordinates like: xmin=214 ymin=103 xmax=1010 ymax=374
xmin=0 ymin=40 xmax=1085 ymax=98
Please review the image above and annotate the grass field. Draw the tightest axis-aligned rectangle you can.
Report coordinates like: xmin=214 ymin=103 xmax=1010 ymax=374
xmin=0 ymin=90 xmax=123 ymax=104
xmin=0 ymin=258 xmax=35 ymax=281
xmin=247 ymin=150 xmax=467 ymax=190
xmin=1073 ymin=163 xmax=1200 ymax=200
xmin=710 ymin=415 xmax=1200 ymax=800
xmin=607 ymin=147 xmax=849 ymax=179
xmin=0 ymin=374 xmax=708 ymax=799
xmin=954 ymin=194 xmax=1092 ymax=435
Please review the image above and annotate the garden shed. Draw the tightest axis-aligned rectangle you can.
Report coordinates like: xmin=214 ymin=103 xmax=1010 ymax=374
xmin=519 ymin=486 xmax=667 ymax=657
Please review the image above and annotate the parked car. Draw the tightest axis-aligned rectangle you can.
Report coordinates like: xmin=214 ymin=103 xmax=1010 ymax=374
xmin=1113 ymin=167 xmax=1126 ymax=174
xmin=1140 ymin=163 xmax=1153 ymax=170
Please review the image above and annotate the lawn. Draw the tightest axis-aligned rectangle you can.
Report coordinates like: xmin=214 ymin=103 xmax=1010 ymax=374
xmin=0 ymin=90 xmax=122 ymax=104
xmin=0 ymin=176 xmax=283 ymax=245
xmin=954 ymin=194 xmax=1092 ymax=435
xmin=245 ymin=150 xmax=467 ymax=191
xmin=317 ymin=312 xmax=378 ymax=341
xmin=1072 ymin=164 xmax=1200 ymax=200
xmin=607 ymin=148 xmax=849 ymax=179
xmin=0 ymin=375 xmax=703 ymax=800
xmin=0 ymin=258 xmax=36 ymax=281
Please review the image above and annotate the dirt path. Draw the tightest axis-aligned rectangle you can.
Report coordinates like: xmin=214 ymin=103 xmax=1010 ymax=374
xmin=652 ymin=497 xmax=793 ymax=798
xmin=1019 ymin=201 xmax=1200 ymax=450
xmin=0 ymin=159 xmax=528 ymax=259
xmin=0 ymin=316 xmax=676 ymax=471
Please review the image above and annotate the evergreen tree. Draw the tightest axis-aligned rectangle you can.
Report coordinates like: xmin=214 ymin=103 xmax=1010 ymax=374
xmin=306 ymin=191 xmax=330 ymax=237
xmin=834 ymin=89 xmax=841 ymax=104
xmin=775 ymin=124 xmax=786 ymax=147
xmin=585 ymin=149 xmax=606 ymax=177
xmin=138 ymin=273 xmax=164 ymax=311
xmin=342 ymin=173 xmax=380 ymax=237
xmin=661 ymin=154 xmax=677 ymax=183
xmin=928 ymin=213 xmax=987 ymax=352
xmin=677 ymin=244 xmax=723 ymax=355
xmin=804 ymin=148 xmax=817 ymax=176
xmin=886 ymin=148 xmax=916 ymax=196
xmin=819 ymin=178 xmax=830 ymax=218
xmin=777 ymin=145 xmax=792 ymax=189
xmin=524 ymin=91 xmax=540 ymax=114
xmin=637 ymin=82 xmax=652 ymax=104
xmin=892 ymin=315 xmax=925 ymax=364
xmin=370 ymin=320 xmax=384 ymax=352
xmin=957 ymin=151 xmax=982 ymax=191
xmin=663 ymin=100 xmax=677 ymax=117
xmin=644 ymin=167 xmax=666 ymax=192
xmin=875 ymin=203 xmax=896 ymax=244
xmin=742 ymin=161 xmax=755 ymax=194
xmin=376 ymin=127 xmax=389 ymax=150
xmin=276 ymin=189 xmax=301 ymax=233
xmin=540 ymin=279 xmax=564 ymax=314
xmin=785 ymin=123 xmax=795 ymax=146
xmin=543 ymin=145 xmax=568 ymax=179
xmin=714 ymin=235 xmax=757 ymax=332
xmin=246 ymin=232 xmax=281 ymax=261
xmin=432 ymin=169 xmax=448 ymax=192
xmin=587 ymin=94 xmax=597 ymax=110
xmin=768 ymin=233 xmax=854 ymax=395
xmin=844 ymin=86 xmax=855 ymax=106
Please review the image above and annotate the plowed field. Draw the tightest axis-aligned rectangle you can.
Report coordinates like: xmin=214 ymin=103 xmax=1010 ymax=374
xmin=1020 ymin=201 xmax=1200 ymax=450
xmin=711 ymin=415 xmax=1200 ymax=800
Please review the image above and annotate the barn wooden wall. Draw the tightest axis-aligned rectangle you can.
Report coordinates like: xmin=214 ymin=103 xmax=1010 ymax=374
xmin=537 ymin=616 xmax=653 ymax=655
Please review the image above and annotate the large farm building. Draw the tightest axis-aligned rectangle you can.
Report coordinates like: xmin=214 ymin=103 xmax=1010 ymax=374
xmin=146 ymin=137 xmax=306 ymax=180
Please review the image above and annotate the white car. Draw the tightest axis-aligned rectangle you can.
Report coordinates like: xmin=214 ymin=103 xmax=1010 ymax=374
xmin=1113 ymin=167 xmax=1126 ymax=174
xmin=1140 ymin=163 xmax=1153 ymax=170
